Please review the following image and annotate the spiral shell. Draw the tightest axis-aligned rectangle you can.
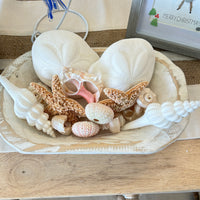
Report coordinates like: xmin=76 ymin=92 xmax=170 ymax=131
xmin=137 ymin=88 xmax=157 ymax=108
xmin=122 ymin=100 xmax=200 ymax=130
xmin=51 ymin=115 xmax=71 ymax=135
xmin=0 ymin=75 xmax=55 ymax=137
xmin=72 ymin=121 xmax=100 ymax=137
xmin=85 ymin=103 xmax=114 ymax=124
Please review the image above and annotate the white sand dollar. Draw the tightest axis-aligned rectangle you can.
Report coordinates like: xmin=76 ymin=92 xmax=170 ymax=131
xmin=89 ymin=38 xmax=155 ymax=91
xmin=32 ymin=30 xmax=99 ymax=86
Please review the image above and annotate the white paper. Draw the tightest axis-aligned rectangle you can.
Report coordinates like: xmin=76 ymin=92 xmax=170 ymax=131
xmin=0 ymin=0 xmax=131 ymax=35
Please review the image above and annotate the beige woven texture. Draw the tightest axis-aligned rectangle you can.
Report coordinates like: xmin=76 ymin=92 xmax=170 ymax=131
xmin=0 ymin=30 xmax=200 ymax=85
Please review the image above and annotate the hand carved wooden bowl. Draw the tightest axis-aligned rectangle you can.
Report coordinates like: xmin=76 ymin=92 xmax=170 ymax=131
xmin=0 ymin=50 xmax=188 ymax=154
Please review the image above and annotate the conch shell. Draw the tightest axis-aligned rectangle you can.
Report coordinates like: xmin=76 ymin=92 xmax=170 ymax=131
xmin=61 ymin=67 xmax=103 ymax=103
xmin=122 ymin=101 xmax=200 ymax=130
xmin=0 ymin=75 xmax=56 ymax=137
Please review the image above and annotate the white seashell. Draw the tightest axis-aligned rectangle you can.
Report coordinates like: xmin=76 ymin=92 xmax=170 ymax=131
xmin=101 ymin=123 xmax=109 ymax=131
xmin=51 ymin=115 xmax=71 ymax=135
xmin=122 ymin=100 xmax=200 ymax=130
xmin=122 ymin=104 xmax=144 ymax=121
xmin=61 ymin=67 xmax=103 ymax=103
xmin=0 ymin=75 xmax=56 ymax=137
xmin=118 ymin=114 xmax=126 ymax=127
xmin=85 ymin=103 xmax=114 ymax=124
xmin=32 ymin=30 xmax=99 ymax=86
xmin=89 ymin=38 xmax=155 ymax=91
xmin=72 ymin=121 xmax=100 ymax=138
xmin=101 ymin=115 xmax=126 ymax=133
xmin=109 ymin=117 xmax=121 ymax=133
xmin=137 ymin=88 xmax=157 ymax=108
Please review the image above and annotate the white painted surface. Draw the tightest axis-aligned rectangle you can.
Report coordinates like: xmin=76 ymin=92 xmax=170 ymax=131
xmin=0 ymin=0 xmax=131 ymax=35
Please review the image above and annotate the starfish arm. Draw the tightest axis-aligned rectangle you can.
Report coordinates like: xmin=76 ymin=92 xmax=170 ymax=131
xmin=99 ymin=99 xmax=123 ymax=112
xmin=53 ymin=92 xmax=85 ymax=117
xmin=52 ymin=74 xmax=66 ymax=98
xmin=51 ymin=75 xmax=85 ymax=117
xmin=103 ymin=88 xmax=128 ymax=105
xmin=29 ymin=82 xmax=54 ymax=105
xmin=126 ymin=81 xmax=148 ymax=98
xmin=29 ymin=82 xmax=59 ymax=117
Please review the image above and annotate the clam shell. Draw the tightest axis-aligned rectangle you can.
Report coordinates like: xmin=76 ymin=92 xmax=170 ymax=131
xmin=85 ymin=103 xmax=114 ymax=124
xmin=32 ymin=30 xmax=99 ymax=86
xmin=72 ymin=121 xmax=100 ymax=138
xmin=89 ymin=38 xmax=155 ymax=91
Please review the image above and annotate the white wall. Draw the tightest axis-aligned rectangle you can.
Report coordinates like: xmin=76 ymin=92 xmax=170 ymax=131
xmin=0 ymin=0 xmax=132 ymax=35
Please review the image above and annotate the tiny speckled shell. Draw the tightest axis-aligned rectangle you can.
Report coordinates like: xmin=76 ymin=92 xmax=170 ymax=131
xmin=85 ymin=103 xmax=114 ymax=124
xmin=72 ymin=121 xmax=100 ymax=138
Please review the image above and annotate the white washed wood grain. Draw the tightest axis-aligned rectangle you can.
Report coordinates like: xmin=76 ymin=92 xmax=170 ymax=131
xmin=0 ymin=51 xmax=198 ymax=153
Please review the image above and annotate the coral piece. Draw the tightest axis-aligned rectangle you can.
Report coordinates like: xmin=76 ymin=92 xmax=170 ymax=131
xmin=61 ymin=67 xmax=103 ymax=103
xmin=0 ymin=75 xmax=56 ymax=137
xmin=122 ymin=100 xmax=200 ymax=130
xmin=51 ymin=115 xmax=72 ymax=135
xmin=30 ymin=75 xmax=85 ymax=121
xmin=85 ymin=103 xmax=114 ymax=125
xmin=137 ymin=88 xmax=157 ymax=108
xmin=100 ymin=81 xmax=148 ymax=112
xmin=72 ymin=121 xmax=100 ymax=138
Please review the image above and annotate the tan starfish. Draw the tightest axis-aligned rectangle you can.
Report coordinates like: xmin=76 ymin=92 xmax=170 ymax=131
xmin=30 ymin=75 xmax=85 ymax=121
xmin=100 ymin=81 xmax=148 ymax=112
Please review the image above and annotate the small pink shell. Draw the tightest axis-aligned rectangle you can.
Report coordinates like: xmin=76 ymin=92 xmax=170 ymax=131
xmin=72 ymin=121 xmax=100 ymax=138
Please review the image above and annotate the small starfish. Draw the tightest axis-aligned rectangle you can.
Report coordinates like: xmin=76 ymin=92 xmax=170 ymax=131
xmin=100 ymin=81 xmax=148 ymax=112
xmin=30 ymin=75 xmax=85 ymax=122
